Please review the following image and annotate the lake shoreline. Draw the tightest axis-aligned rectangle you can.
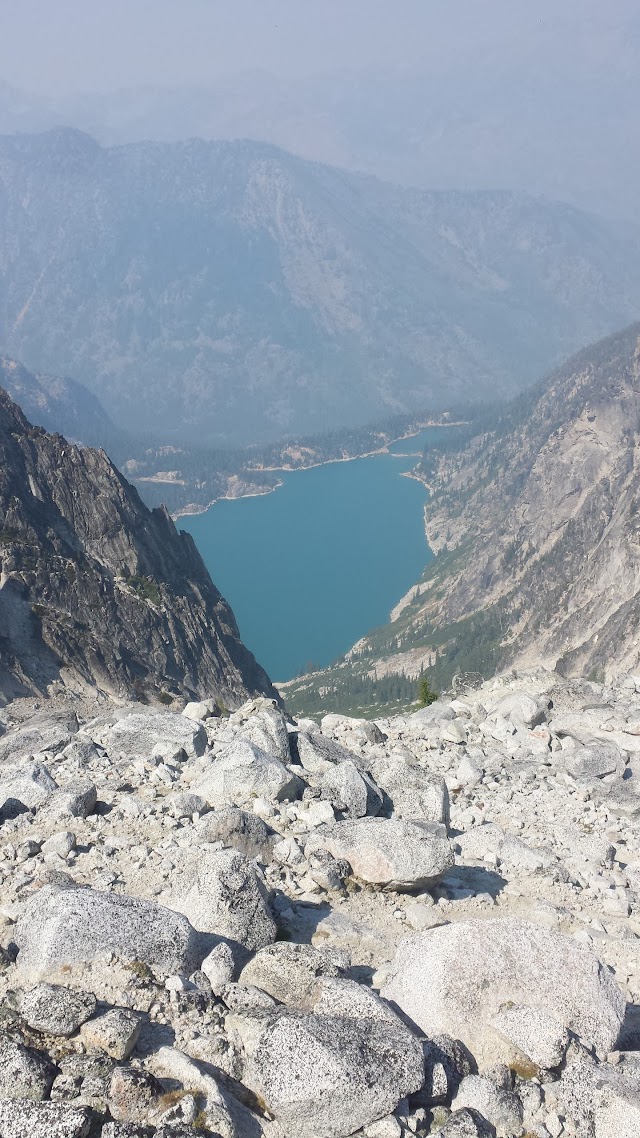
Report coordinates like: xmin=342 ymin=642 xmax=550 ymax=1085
xmin=172 ymin=420 xmax=462 ymax=521
xmin=179 ymin=435 xmax=436 ymax=680
xmin=172 ymin=480 xmax=282 ymax=521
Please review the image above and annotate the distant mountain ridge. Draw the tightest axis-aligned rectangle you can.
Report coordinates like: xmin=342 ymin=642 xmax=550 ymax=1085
xmin=2 ymin=129 xmax=640 ymax=444
xmin=283 ymin=322 xmax=640 ymax=716
xmin=0 ymin=356 xmax=119 ymax=449
xmin=0 ymin=382 xmax=275 ymax=704
xmin=1 ymin=59 xmax=639 ymax=220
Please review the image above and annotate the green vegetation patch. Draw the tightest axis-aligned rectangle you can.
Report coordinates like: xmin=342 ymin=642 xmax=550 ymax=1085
xmin=283 ymin=599 xmax=509 ymax=720
xmin=417 ymin=677 xmax=438 ymax=707
xmin=123 ymin=574 xmax=162 ymax=606
xmin=282 ymin=668 xmax=420 ymax=720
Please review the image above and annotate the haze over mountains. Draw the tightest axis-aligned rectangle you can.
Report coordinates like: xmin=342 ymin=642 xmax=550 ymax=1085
xmin=1 ymin=44 xmax=639 ymax=221
xmin=2 ymin=128 xmax=640 ymax=445
xmin=0 ymin=356 xmax=120 ymax=451
xmin=3 ymin=10 xmax=640 ymax=1138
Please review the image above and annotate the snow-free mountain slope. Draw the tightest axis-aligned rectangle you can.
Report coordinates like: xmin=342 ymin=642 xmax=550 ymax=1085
xmin=283 ymin=322 xmax=640 ymax=715
xmin=2 ymin=129 xmax=640 ymax=442
xmin=0 ymin=385 xmax=275 ymax=704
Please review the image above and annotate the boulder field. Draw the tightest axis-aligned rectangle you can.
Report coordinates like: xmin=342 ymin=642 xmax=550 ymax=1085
xmin=1 ymin=668 xmax=640 ymax=1136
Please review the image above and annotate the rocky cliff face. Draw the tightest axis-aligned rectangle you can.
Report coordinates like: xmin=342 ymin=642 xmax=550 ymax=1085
xmin=414 ymin=320 xmax=640 ymax=682
xmin=3 ymin=129 xmax=640 ymax=443
xmin=0 ymin=385 xmax=275 ymax=704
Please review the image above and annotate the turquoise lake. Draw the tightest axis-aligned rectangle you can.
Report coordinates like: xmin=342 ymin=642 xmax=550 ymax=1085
xmin=180 ymin=429 xmax=441 ymax=681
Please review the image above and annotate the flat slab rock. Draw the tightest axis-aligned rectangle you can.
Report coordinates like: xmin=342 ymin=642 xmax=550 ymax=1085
xmin=106 ymin=712 xmax=207 ymax=758
xmin=382 ymin=916 xmax=625 ymax=1066
xmin=19 ymin=983 xmax=96 ymax=1036
xmin=0 ymin=1100 xmax=92 ymax=1138
xmin=14 ymin=884 xmax=201 ymax=980
xmin=239 ymin=942 xmax=343 ymax=1006
xmin=0 ymin=714 xmax=78 ymax=764
xmin=305 ymin=816 xmax=453 ymax=890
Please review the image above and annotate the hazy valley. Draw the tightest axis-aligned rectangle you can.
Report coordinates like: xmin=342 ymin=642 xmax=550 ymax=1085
xmin=2 ymin=8 xmax=640 ymax=1137
xmin=4 ymin=338 xmax=640 ymax=1138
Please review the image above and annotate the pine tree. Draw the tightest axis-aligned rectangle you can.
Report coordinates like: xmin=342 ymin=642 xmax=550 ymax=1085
xmin=417 ymin=677 xmax=438 ymax=707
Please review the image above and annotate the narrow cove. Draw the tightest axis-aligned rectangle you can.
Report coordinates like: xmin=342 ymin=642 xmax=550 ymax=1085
xmin=180 ymin=430 xmax=440 ymax=682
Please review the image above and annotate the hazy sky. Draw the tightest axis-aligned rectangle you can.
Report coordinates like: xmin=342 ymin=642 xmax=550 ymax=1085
xmin=1 ymin=0 xmax=639 ymax=93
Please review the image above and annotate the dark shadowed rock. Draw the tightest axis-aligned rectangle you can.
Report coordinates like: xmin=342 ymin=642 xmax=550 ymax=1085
xmin=194 ymin=807 xmax=277 ymax=862
xmin=452 ymin=1075 xmax=523 ymax=1137
xmin=0 ymin=1031 xmax=57 ymax=1100
xmin=438 ymin=1109 xmax=496 ymax=1137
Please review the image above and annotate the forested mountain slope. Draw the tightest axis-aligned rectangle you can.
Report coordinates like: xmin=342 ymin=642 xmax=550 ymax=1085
xmin=2 ymin=129 xmax=640 ymax=443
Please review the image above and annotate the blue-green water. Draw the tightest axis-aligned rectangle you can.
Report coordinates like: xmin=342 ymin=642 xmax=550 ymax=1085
xmin=180 ymin=429 xmax=440 ymax=681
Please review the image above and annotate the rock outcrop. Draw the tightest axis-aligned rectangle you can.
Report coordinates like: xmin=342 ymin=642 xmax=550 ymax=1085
xmin=382 ymin=916 xmax=625 ymax=1064
xmin=0 ymin=356 xmax=119 ymax=451
xmin=0 ymin=386 xmax=276 ymax=705
xmin=411 ymin=320 xmax=640 ymax=685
